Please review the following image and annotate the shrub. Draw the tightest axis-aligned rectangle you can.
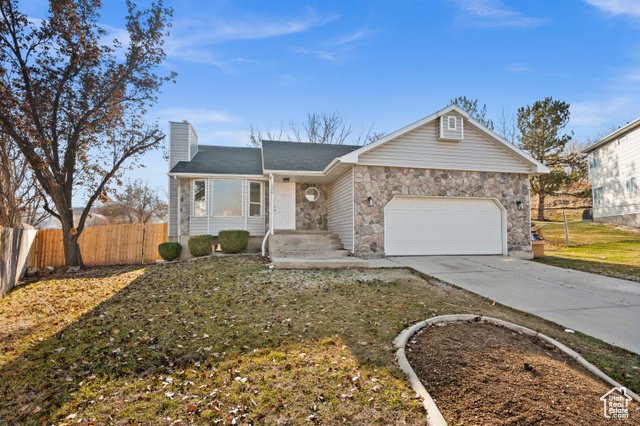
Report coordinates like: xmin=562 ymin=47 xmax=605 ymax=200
xmin=218 ymin=230 xmax=250 ymax=254
xmin=158 ymin=242 xmax=182 ymax=261
xmin=188 ymin=234 xmax=214 ymax=257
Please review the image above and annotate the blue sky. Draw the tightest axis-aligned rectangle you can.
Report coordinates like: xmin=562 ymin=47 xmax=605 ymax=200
xmin=21 ymin=0 xmax=640 ymax=201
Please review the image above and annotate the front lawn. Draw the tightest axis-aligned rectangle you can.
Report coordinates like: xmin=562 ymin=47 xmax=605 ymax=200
xmin=533 ymin=220 xmax=640 ymax=248
xmin=535 ymin=241 xmax=640 ymax=282
xmin=1 ymin=257 xmax=638 ymax=424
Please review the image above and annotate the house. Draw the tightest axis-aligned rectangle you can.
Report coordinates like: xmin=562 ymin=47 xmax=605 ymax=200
xmin=583 ymin=117 xmax=640 ymax=227
xmin=167 ymin=105 xmax=549 ymax=260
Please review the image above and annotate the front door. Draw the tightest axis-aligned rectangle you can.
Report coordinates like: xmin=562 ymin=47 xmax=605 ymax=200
xmin=274 ymin=183 xmax=296 ymax=230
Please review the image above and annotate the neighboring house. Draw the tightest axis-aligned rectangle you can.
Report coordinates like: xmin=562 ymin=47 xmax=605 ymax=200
xmin=38 ymin=208 xmax=108 ymax=230
xmin=167 ymin=105 xmax=548 ymax=259
xmin=584 ymin=117 xmax=640 ymax=227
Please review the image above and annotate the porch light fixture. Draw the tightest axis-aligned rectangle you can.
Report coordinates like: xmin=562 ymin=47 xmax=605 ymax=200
xmin=367 ymin=197 xmax=374 ymax=207
xmin=283 ymin=177 xmax=290 ymax=183
xmin=516 ymin=201 xmax=524 ymax=211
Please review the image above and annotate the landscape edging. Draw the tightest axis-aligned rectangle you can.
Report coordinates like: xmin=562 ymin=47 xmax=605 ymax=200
xmin=394 ymin=314 xmax=640 ymax=426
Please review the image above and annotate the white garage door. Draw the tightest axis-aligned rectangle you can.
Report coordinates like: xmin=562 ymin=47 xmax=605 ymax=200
xmin=385 ymin=197 xmax=505 ymax=256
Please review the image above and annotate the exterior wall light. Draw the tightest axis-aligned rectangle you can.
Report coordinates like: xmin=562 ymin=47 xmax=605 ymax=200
xmin=516 ymin=201 xmax=524 ymax=210
xmin=283 ymin=177 xmax=290 ymax=183
xmin=368 ymin=197 xmax=374 ymax=207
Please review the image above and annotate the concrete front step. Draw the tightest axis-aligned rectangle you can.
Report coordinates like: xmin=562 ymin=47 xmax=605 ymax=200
xmin=271 ymin=249 xmax=351 ymax=257
xmin=271 ymin=256 xmax=370 ymax=269
xmin=273 ymin=230 xmax=333 ymax=235
xmin=268 ymin=231 xmax=347 ymax=258
xmin=270 ymin=242 xmax=344 ymax=250
xmin=270 ymin=235 xmax=341 ymax=243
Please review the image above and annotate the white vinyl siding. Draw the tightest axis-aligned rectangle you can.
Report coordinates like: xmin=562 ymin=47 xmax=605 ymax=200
xmin=189 ymin=178 xmax=266 ymax=237
xmin=588 ymin=124 xmax=640 ymax=219
xmin=169 ymin=121 xmax=198 ymax=237
xmin=384 ymin=197 xmax=505 ymax=256
xmin=327 ymin=168 xmax=354 ymax=251
xmin=358 ymin=119 xmax=531 ymax=173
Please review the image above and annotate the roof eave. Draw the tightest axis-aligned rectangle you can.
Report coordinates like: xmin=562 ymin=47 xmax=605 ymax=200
xmin=168 ymin=172 xmax=267 ymax=179
xmin=583 ymin=116 xmax=640 ymax=153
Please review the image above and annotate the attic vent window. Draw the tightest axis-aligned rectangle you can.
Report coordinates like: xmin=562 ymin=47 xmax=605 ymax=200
xmin=439 ymin=114 xmax=464 ymax=142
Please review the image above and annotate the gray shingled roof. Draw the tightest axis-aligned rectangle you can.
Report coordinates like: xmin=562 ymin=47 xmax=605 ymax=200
xmin=169 ymin=141 xmax=360 ymax=175
xmin=261 ymin=140 xmax=359 ymax=172
xmin=170 ymin=145 xmax=263 ymax=175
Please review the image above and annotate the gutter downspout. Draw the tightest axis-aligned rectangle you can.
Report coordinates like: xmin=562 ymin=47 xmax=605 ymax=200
xmin=261 ymin=173 xmax=274 ymax=257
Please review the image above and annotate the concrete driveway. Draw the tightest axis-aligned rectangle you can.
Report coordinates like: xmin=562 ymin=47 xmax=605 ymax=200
xmin=387 ymin=255 xmax=640 ymax=355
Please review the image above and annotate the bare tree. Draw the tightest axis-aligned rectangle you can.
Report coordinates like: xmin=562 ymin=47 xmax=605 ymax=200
xmin=496 ymin=106 xmax=518 ymax=145
xmin=0 ymin=131 xmax=48 ymax=228
xmin=248 ymin=124 xmax=286 ymax=148
xmin=248 ymin=111 xmax=383 ymax=147
xmin=0 ymin=0 xmax=175 ymax=265
xmin=98 ymin=180 xmax=167 ymax=224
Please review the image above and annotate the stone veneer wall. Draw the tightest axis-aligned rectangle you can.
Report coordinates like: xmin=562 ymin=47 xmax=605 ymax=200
xmin=296 ymin=183 xmax=328 ymax=230
xmin=178 ymin=178 xmax=191 ymax=241
xmin=353 ymin=166 xmax=531 ymax=257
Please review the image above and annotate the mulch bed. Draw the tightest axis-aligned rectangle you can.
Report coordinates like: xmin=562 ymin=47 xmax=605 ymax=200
xmin=406 ymin=321 xmax=640 ymax=425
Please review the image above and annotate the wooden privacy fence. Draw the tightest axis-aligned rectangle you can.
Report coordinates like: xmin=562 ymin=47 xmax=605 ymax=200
xmin=28 ymin=222 xmax=168 ymax=268
xmin=1 ymin=226 xmax=38 ymax=297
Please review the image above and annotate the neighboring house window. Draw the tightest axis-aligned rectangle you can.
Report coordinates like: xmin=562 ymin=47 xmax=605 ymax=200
xmin=594 ymin=187 xmax=603 ymax=205
xmin=448 ymin=116 xmax=457 ymax=130
xmin=618 ymin=135 xmax=627 ymax=145
xmin=588 ymin=151 xmax=599 ymax=168
xmin=212 ymin=180 xmax=242 ymax=217
xmin=249 ymin=182 xmax=262 ymax=217
xmin=193 ymin=180 xmax=206 ymax=217
xmin=626 ymin=177 xmax=638 ymax=194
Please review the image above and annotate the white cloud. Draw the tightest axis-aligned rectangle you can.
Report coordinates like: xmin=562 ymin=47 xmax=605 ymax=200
xmin=507 ymin=62 xmax=534 ymax=73
xmin=448 ymin=0 xmax=546 ymax=27
xmin=293 ymin=48 xmax=337 ymax=62
xmin=164 ymin=9 xmax=338 ymax=66
xmin=153 ymin=108 xmax=239 ymax=125
xmin=570 ymin=96 xmax=637 ymax=127
xmin=338 ymin=29 xmax=371 ymax=45
xmin=583 ymin=0 xmax=640 ymax=16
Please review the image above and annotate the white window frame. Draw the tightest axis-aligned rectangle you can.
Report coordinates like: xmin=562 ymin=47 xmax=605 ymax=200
xmin=594 ymin=187 xmax=603 ymax=206
xmin=626 ymin=177 xmax=637 ymax=194
xmin=193 ymin=179 xmax=206 ymax=217
xmin=618 ymin=135 xmax=627 ymax=146
xmin=249 ymin=181 xmax=263 ymax=218
xmin=211 ymin=180 xmax=243 ymax=217
xmin=447 ymin=116 xmax=457 ymax=130
xmin=588 ymin=151 xmax=600 ymax=169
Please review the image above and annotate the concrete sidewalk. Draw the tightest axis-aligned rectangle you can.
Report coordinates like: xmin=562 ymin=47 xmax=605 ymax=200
xmin=387 ymin=255 xmax=640 ymax=355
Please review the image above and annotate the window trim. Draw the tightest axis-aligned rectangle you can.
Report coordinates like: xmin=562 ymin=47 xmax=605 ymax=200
xmin=626 ymin=177 xmax=637 ymax=194
xmin=249 ymin=181 xmax=263 ymax=218
xmin=447 ymin=116 xmax=457 ymax=130
xmin=212 ymin=179 xmax=244 ymax=218
xmin=618 ymin=135 xmax=627 ymax=146
xmin=589 ymin=151 xmax=600 ymax=169
xmin=594 ymin=187 xmax=603 ymax=206
xmin=193 ymin=179 xmax=206 ymax=217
